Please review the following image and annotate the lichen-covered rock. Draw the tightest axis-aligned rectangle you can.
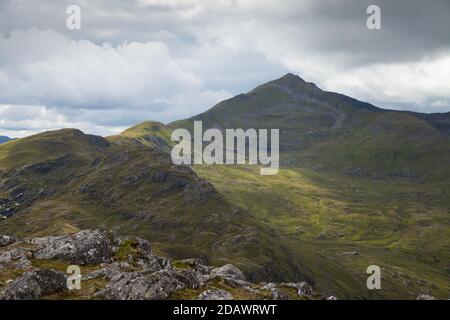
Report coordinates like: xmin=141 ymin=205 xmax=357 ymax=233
xmin=416 ymin=294 xmax=436 ymax=300
xmin=198 ymin=289 xmax=233 ymax=300
xmin=0 ymin=247 xmax=31 ymax=269
xmin=2 ymin=269 xmax=66 ymax=300
xmin=82 ymin=262 xmax=129 ymax=281
xmin=0 ymin=229 xmax=327 ymax=301
xmin=210 ymin=264 xmax=246 ymax=281
xmin=32 ymin=229 xmax=113 ymax=265
xmin=97 ymin=269 xmax=200 ymax=300
xmin=270 ymin=288 xmax=290 ymax=300
xmin=0 ymin=235 xmax=16 ymax=247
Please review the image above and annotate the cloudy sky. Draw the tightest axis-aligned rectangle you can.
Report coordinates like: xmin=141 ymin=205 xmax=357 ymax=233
xmin=1 ymin=0 xmax=450 ymax=137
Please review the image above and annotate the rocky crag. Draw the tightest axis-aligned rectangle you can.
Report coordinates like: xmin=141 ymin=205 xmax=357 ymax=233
xmin=0 ymin=229 xmax=335 ymax=300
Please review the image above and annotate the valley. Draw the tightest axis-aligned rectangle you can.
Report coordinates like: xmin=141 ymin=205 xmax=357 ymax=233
xmin=0 ymin=74 xmax=449 ymax=299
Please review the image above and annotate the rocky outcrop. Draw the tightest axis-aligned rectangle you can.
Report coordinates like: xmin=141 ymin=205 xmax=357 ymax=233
xmin=0 ymin=229 xmax=332 ymax=300
xmin=0 ymin=247 xmax=32 ymax=269
xmin=97 ymin=269 xmax=200 ymax=300
xmin=0 ymin=235 xmax=16 ymax=247
xmin=31 ymin=229 xmax=114 ymax=265
xmin=1 ymin=269 xmax=66 ymax=300
xmin=210 ymin=264 xmax=246 ymax=281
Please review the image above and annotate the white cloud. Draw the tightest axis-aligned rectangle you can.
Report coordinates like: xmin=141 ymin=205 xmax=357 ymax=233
xmin=0 ymin=1 xmax=450 ymax=137
xmin=322 ymin=53 xmax=450 ymax=108
xmin=0 ymin=28 xmax=233 ymax=136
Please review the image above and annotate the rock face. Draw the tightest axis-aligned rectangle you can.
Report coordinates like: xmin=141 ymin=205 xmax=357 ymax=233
xmin=1 ymin=269 xmax=66 ymax=300
xmin=0 ymin=229 xmax=331 ymax=300
xmin=31 ymin=229 xmax=114 ymax=265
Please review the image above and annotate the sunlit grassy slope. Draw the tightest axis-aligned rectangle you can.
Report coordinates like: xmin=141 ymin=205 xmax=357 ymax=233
xmin=1 ymin=128 xmax=338 ymax=292
xmin=193 ymin=164 xmax=450 ymax=299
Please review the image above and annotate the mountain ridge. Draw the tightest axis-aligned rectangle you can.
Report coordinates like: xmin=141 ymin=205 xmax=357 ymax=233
xmin=0 ymin=73 xmax=449 ymax=299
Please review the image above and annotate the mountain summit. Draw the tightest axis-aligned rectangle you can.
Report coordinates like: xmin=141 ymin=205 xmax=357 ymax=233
xmin=170 ymin=73 xmax=450 ymax=180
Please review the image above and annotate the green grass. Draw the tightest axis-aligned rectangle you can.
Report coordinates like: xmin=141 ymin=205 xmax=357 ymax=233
xmin=193 ymin=164 xmax=450 ymax=299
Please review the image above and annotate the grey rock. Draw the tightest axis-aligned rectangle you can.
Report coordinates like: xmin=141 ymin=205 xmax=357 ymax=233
xmin=222 ymin=277 xmax=250 ymax=288
xmin=82 ymin=262 xmax=130 ymax=281
xmin=210 ymin=264 xmax=246 ymax=282
xmin=97 ymin=269 xmax=199 ymax=300
xmin=0 ymin=235 xmax=16 ymax=247
xmin=198 ymin=289 xmax=233 ymax=300
xmin=271 ymin=288 xmax=290 ymax=300
xmin=416 ymin=294 xmax=436 ymax=300
xmin=32 ymin=229 xmax=113 ymax=265
xmin=281 ymin=282 xmax=313 ymax=297
xmin=0 ymin=248 xmax=28 ymax=265
xmin=261 ymin=283 xmax=278 ymax=291
xmin=2 ymin=269 xmax=67 ymax=300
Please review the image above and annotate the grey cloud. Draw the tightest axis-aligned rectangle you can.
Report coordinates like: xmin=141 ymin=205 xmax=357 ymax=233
xmin=0 ymin=0 xmax=449 ymax=137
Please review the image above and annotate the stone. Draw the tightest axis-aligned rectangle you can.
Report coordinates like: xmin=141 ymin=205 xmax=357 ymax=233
xmin=0 ymin=235 xmax=16 ymax=247
xmin=416 ymin=294 xmax=436 ymax=300
xmin=281 ymin=282 xmax=313 ymax=297
xmin=97 ymin=269 xmax=199 ymax=300
xmin=2 ymin=269 xmax=67 ymax=300
xmin=271 ymin=288 xmax=290 ymax=300
xmin=210 ymin=264 xmax=246 ymax=281
xmin=32 ymin=229 xmax=113 ymax=265
xmin=198 ymin=289 xmax=233 ymax=300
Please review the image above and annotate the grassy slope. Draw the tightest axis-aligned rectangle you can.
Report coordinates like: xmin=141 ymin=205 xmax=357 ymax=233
xmin=166 ymin=74 xmax=450 ymax=298
xmin=107 ymin=121 xmax=174 ymax=152
xmin=193 ymin=164 xmax=450 ymax=299
xmin=108 ymin=119 xmax=450 ymax=299
xmin=0 ymin=128 xmax=319 ymax=287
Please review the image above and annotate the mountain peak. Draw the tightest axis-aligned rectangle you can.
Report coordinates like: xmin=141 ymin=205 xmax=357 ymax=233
xmin=279 ymin=73 xmax=306 ymax=82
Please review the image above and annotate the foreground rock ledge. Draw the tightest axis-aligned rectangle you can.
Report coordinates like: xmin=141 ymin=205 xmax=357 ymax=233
xmin=0 ymin=229 xmax=336 ymax=300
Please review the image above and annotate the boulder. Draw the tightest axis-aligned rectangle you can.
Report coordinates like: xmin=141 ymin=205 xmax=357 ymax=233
xmin=32 ymin=229 xmax=113 ymax=265
xmin=210 ymin=264 xmax=246 ymax=281
xmin=0 ymin=248 xmax=31 ymax=269
xmin=270 ymin=288 xmax=290 ymax=300
xmin=281 ymin=282 xmax=313 ymax=297
xmin=416 ymin=294 xmax=436 ymax=300
xmin=0 ymin=235 xmax=16 ymax=247
xmin=97 ymin=269 xmax=200 ymax=300
xmin=2 ymin=269 xmax=67 ymax=300
xmin=198 ymin=289 xmax=233 ymax=300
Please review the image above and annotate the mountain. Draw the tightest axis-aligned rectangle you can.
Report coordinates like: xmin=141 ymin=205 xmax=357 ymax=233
xmin=0 ymin=74 xmax=449 ymax=299
xmin=0 ymin=127 xmax=346 ymax=292
xmin=0 ymin=136 xmax=13 ymax=144
xmin=171 ymin=73 xmax=450 ymax=180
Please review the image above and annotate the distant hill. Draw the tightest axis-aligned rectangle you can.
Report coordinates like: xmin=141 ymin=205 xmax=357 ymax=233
xmin=1 ymin=74 xmax=449 ymax=299
xmin=0 ymin=136 xmax=13 ymax=144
